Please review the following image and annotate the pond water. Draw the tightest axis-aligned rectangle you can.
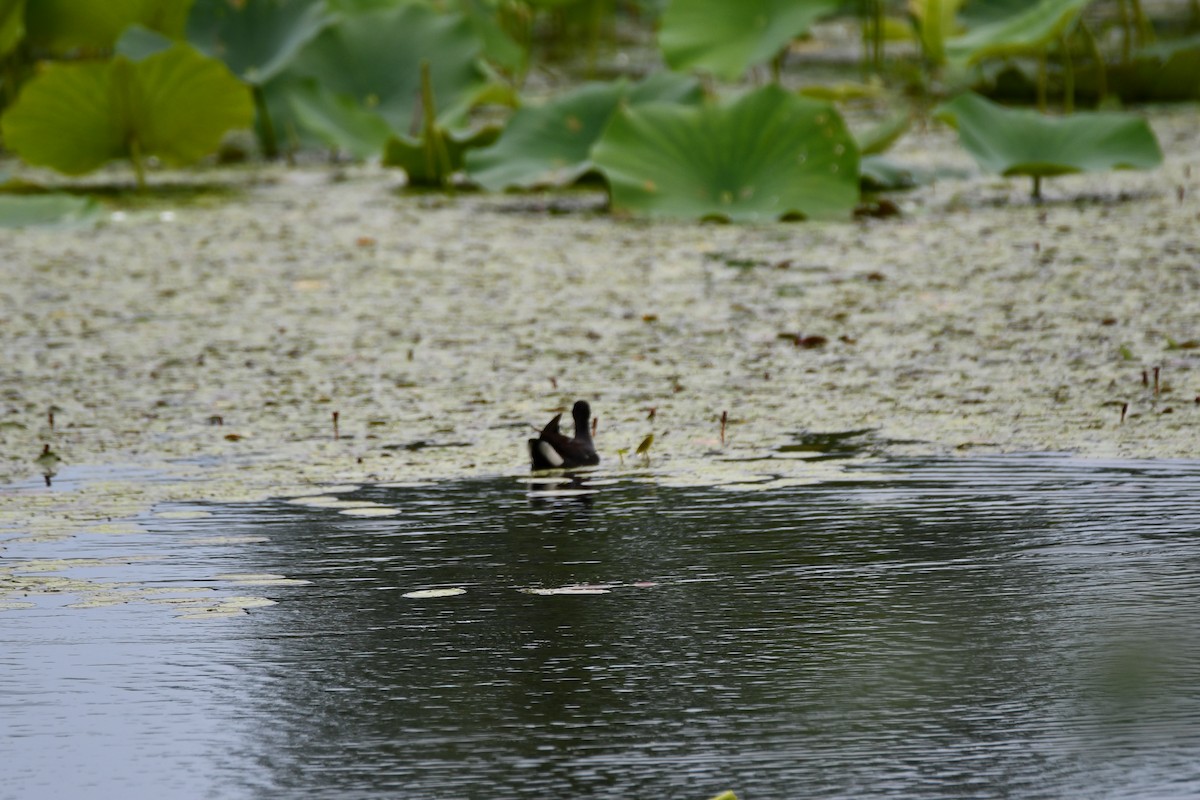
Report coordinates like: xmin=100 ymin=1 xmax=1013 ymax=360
xmin=5 ymin=454 xmax=1200 ymax=799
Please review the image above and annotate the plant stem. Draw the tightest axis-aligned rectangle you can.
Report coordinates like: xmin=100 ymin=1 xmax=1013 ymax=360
xmin=1129 ymin=0 xmax=1154 ymax=47
xmin=130 ymin=137 xmax=146 ymax=191
xmin=1077 ymin=19 xmax=1107 ymax=106
xmin=419 ymin=60 xmax=452 ymax=186
xmin=1060 ymin=33 xmax=1075 ymax=113
xmin=1032 ymin=174 xmax=1042 ymax=201
xmin=1117 ymin=0 xmax=1132 ymax=63
xmin=253 ymin=84 xmax=279 ymax=160
xmin=1036 ymin=49 xmax=1048 ymax=112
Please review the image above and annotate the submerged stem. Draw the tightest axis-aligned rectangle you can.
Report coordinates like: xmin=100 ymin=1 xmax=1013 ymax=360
xmin=130 ymin=136 xmax=146 ymax=191
xmin=253 ymin=84 xmax=279 ymax=160
xmin=1060 ymin=32 xmax=1075 ymax=113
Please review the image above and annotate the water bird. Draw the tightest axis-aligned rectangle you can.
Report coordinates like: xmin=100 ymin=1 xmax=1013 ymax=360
xmin=529 ymin=400 xmax=600 ymax=470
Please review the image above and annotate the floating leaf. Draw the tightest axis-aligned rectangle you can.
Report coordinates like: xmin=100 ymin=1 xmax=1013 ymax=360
xmin=403 ymin=587 xmax=467 ymax=598
xmin=592 ymin=85 xmax=860 ymax=222
xmin=946 ymin=0 xmax=1091 ymax=64
xmin=934 ymin=92 xmax=1163 ymax=191
xmin=521 ymin=585 xmax=612 ymax=595
xmin=659 ymin=0 xmax=839 ymax=80
xmin=465 ymin=73 xmax=702 ymax=192
xmin=0 ymin=195 xmax=101 ymax=228
xmin=1 ymin=44 xmax=253 ymax=182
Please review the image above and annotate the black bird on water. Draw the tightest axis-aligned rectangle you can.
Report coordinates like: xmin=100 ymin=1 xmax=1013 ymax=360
xmin=528 ymin=400 xmax=600 ymax=470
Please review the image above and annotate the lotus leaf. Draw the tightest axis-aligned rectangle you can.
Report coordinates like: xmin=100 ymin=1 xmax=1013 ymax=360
xmin=591 ymin=85 xmax=860 ymax=222
xmin=934 ymin=92 xmax=1162 ymax=195
xmin=0 ymin=195 xmax=100 ymax=227
xmin=465 ymin=72 xmax=702 ymax=191
xmin=946 ymin=0 xmax=1091 ymax=64
xmin=186 ymin=0 xmax=333 ymax=86
xmin=286 ymin=4 xmax=488 ymax=136
xmin=0 ymin=0 xmax=24 ymax=58
xmin=286 ymin=80 xmax=395 ymax=159
xmin=659 ymin=0 xmax=839 ymax=81
xmin=1 ymin=44 xmax=253 ymax=183
xmin=24 ymin=0 xmax=192 ymax=53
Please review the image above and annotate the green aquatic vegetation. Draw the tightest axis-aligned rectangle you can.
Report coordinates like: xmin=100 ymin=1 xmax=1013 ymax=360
xmin=465 ymin=72 xmax=702 ymax=192
xmin=23 ymin=0 xmax=191 ymax=53
xmin=186 ymin=0 xmax=334 ymax=157
xmin=591 ymin=84 xmax=860 ymax=222
xmin=0 ymin=194 xmax=100 ymax=227
xmin=909 ymin=0 xmax=966 ymax=68
xmin=934 ymin=91 xmax=1163 ymax=199
xmin=658 ymin=0 xmax=838 ymax=81
xmin=0 ymin=0 xmax=24 ymax=59
xmin=382 ymin=60 xmax=501 ymax=186
xmin=279 ymin=3 xmax=491 ymax=158
xmin=1 ymin=43 xmax=253 ymax=188
xmin=946 ymin=0 xmax=1090 ymax=64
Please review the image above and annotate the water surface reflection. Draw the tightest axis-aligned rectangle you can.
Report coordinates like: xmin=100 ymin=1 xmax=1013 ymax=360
xmin=6 ymin=455 xmax=1200 ymax=799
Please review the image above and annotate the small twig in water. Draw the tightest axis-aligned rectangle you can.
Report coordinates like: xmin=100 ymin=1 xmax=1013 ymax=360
xmin=1153 ymin=366 xmax=1160 ymax=396
xmin=1141 ymin=369 xmax=1149 ymax=387
xmin=1120 ymin=402 xmax=1128 ymax=424
xmin=549 ymin=376 xmax=557 ymax=389
xmin=720 ymin=410 xmax=728 ymax=446
xmin=333 ymin=411 xmax=340 ymax=441
xmin=645 ymin=407 xmax=656 ymax=422
xmin=591 ymin=416 xmax=598 ymax=437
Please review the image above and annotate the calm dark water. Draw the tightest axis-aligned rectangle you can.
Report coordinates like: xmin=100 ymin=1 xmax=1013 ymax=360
xmin=5 ymin=455 xmax=1200 ymax=800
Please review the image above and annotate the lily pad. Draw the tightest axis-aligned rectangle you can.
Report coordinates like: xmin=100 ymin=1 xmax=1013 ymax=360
xmin=465 ymin=72 xmax=702 ymax=192
xmin=946 ymin=0 xmax=1091 ymax=64
xmin=402 ymin=587 xmax=467 ymax=598
xmin=591 ymin=84 xmax=860 ymax=222
xmin=1 ymin=43 xmax=253 ymax=183
xmin=0 ymin=195 xmax=101 ymax=228
xmin=934 ymin=92 xmax=1163 ymax=191
xmin=659 ymin=0 xmax=839 ymax=80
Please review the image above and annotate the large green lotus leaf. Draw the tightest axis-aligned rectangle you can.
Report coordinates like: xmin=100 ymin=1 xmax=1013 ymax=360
xmin=187 ymin=0 xmax=334 ymax=85
xmin=592 ymin=85 xmax=860 ymax=222
xmin=0 ymin=194 xmax=101 ymax=227
xmin=0 ymin=0 xmax=24 ymax=58
xmin=1 ymin=44 xmax=253 ymax=175
xmin=659 ymin=0 xmax=839 ymax=81
xmin=465 ymin=73 xmax=702 ymax=191
xmin=934 ymin=92 xmax=1162 ymax=177
xmin=131 ymin=45 xmax=256 ymax=164
xmin=286 ymin=80 xmax=394 ymax=158
xmin=946 ymin=0 xmax=1091 ymax=64
xmin=25 ymin=0 xmax=192 ymax=52
xmin=288 ymin=4 xmax=487 ymax=134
